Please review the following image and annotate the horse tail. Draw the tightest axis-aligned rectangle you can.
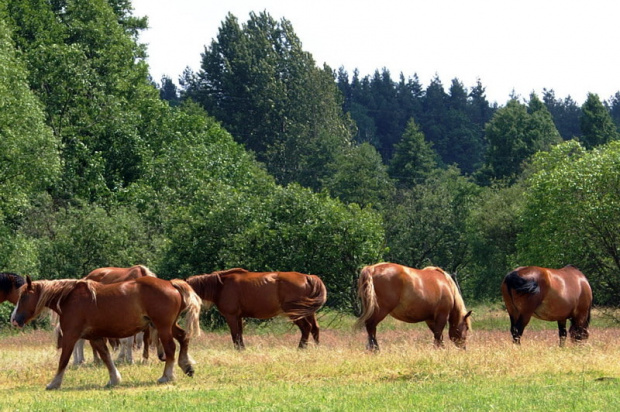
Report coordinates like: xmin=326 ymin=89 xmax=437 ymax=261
xmin=285 ymin=275 xmax=327 ymax=321
xmin=503 ymin=270 xmax=540 ymax=295
xmin=170 ymin=279 xmax=202 ymax=338
xmin=354 ymin=266 xmax=378 ymax=330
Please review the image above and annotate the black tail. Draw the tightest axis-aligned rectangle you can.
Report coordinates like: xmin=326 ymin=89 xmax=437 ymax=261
xmin=503 ymin=271 xmax=540 ymax=295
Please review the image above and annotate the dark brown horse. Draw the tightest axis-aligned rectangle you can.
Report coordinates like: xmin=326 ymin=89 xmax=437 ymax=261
xmin=0 ymin=272 xmax=25 ymax=304
xmin=187 ymin=268 xmax=327 ymax=349
xmin=356 ymin=263 xmax=472 ymax=350
xmin=11 ymin=276 xmax=201 ymax=389
xmin=68 ymin=265 xmax=158 ymax=364
xmin=501 ymin=265 xmax=592 ymax=346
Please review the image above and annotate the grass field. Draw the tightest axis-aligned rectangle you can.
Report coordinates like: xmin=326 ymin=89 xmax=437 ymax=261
xmin=1 ymin=308 xmax=619 ymax=411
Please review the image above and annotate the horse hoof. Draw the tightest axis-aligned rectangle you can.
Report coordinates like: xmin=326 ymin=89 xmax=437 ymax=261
xmin=184 ymin=366 xmax=194 ymax=377
xmin=45 ymin=383 xmax=60 ymax=390
xmin=157 ymin=376 xmax=174 ymax=384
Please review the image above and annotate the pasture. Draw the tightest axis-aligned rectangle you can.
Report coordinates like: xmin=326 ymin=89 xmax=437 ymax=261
xmin=1 ymin=308 xmax=620 ymax=411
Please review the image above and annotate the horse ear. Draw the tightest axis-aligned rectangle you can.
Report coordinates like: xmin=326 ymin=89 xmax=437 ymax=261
xmin=464 ymin=310 xmax=473 ymax=319
xmin=26 ymin=275 xmax=33 ymax=290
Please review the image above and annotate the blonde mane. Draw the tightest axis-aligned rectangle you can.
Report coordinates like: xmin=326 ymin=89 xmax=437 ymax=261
xmin=34 ymin=279 xmax=97 ymax=316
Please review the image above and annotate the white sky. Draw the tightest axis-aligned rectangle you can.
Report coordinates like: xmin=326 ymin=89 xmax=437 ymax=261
xmin=131 ymin=0 xmax=620 ymax=105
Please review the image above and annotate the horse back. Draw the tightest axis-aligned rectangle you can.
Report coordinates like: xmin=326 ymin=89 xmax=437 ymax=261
xmin=85 ymin=265 xmax=155 ymax=284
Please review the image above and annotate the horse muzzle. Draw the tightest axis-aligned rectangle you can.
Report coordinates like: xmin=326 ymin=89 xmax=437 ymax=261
xmin=10 ymin=313 xmax=26 ymax=328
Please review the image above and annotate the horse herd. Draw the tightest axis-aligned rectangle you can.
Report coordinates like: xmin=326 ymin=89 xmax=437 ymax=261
xmin=0 ymin=262 xmax=592 ymax=390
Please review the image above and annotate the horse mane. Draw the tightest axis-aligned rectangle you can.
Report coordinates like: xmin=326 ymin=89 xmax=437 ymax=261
xmin=425 ymin=266 xmax=471 ymax=327
xmin=34 ymin=279 xmax=97 ymax=315
xmin=186 ymin=273 xmax=223 ymax=304
xmin=0 ymin=272 xmax=24 ymax=294
xmin=135 ymin=265 xmax=157 ymax=277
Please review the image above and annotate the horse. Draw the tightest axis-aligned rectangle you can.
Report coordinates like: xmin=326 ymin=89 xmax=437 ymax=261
xmin=186 ymin=268 xmax=327 ymax=349
xmin=71 ymin=265 xmax=158 ymax=365
xmin=0 ymin=272 xmax=25 ymax=305
xmin=355 ymin=263 xmax=472 ymax=350
xmin=501 ymin=265 xmax=592 ymax=346
xmin=11 ymin=275 xmax=201 ymax=390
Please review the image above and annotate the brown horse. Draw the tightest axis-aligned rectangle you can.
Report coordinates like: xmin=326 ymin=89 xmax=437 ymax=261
xmin=186 ymin=268 xmax=327 ymax=349
xmin=0 ymin=272 xmax=25 ymax=304
xmin=66 ymin=265 xmax=158 ymax=365
xmin=11 ymin=276 xmax=201 ymax=390
xmin=356 ymin=263 xmax=472 ymax=350
xmin=501 ymin=265 xmax=592 ymax=346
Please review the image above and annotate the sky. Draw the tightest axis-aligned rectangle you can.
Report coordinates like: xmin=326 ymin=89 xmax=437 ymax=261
xmin=131 ymin=0 xmax=620 ymax=105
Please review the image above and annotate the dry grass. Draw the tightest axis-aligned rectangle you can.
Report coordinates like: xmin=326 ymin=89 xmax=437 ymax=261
xmin=1 ymin=311 xmax=620 ymax=410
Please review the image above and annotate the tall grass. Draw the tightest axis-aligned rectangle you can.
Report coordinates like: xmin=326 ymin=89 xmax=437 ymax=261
xmin=1 ymin=308 xmax=619 ymax=411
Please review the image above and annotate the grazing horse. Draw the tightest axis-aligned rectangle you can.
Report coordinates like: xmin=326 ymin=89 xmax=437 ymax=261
xmin=187 ymin=268 xmax=327 ymax=349
xmin=11 ymin=276 xmax=201 ymax=390
xmin=0 ymin=272 xmax=25 ymax=304
xmin=355 ymin=263 xmax=472 ymax=350
xmin=501 ymin=265 xmax=592 ymax=346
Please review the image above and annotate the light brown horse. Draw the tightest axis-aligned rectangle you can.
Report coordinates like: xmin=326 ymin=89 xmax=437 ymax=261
xmin=356 ymin=263 xmax=472 ymax=350
xmin=82 ymin=265 xmax=158 ymax=364
xmin=186 ymin=268 xmax=327 ymax=349
xmin=11 ymin=276 xmax=201 ymax=390
xmin=501 ymin=265 xmax=592 ymax=346
xmin=0 ymin=272 xmax=25 ymax=305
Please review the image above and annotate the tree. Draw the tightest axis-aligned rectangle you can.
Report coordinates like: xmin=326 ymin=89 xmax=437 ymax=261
xmin=385 ymin=167 xmax=480 ymax=274
xmin=580 ymin=93 xmax=619 ymax=149
xmin=323 ymin=143 xmax=394 ymax=209
xmin=542 ymin=88 xmax=581 ymax=140
xmin=159 ymin=75 xmax=180 ymax=106
xmin=518 ymin=140 xmax=620 ymax=304
xmin=388 ymin=119 xmax=438 ymax=188
xmin=480 ymin=94 xmax=561 ymax=183
xmin=182 ymin=12 xmax=352 ymax=189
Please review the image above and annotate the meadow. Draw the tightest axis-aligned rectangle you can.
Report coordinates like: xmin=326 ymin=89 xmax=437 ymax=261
xmin=1 ymin=307 xmax=619 ymax=411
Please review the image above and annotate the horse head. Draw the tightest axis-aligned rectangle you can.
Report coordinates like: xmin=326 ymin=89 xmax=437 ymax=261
xmin=10 ymin=275 xmax=40 ymax=328
xmin=449 ymin=310 xmax=473 ymax=349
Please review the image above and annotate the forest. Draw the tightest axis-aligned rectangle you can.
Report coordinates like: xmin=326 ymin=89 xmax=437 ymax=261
xmin=2 ymin=0 xmax=620 ymax=319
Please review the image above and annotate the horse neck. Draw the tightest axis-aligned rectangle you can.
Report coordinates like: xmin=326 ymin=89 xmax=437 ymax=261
xmin=188 ymin=274 xmax=221 ymax=303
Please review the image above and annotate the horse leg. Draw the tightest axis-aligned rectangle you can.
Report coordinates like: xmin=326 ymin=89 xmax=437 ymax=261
xmin=309 ymin=314 xmax=320 ymax=345
xmin=142 ymin=328 xmax=150 ymax=361
xmin=426 ymin=317 xmax=447 ymax=348
xmin=224 ymin=315 xmax=245 ymax=350
xmin=293 ymin=317 xmax=312 ymax=349
xmin=117 ymin=337 xmax=133 ymax=364
xmin=511 ymin=314 xmax=532 ymax=345
xmin=72 ymin=339 xmax=85 ymax=365
xmin=365 ymin=310 xmax=389 ymax=352
xmin=569 ymin=319 xmax=589 ymax=343
xmin=90 ymin=338 xmax=122 ymax=387
xmin=156 ymin=329 xmax=176 ymax=384
xmin=557 ymin=320 xmax=568 ymax=347
xmin=47 ymin=334 xmax=80 ymax=390
xmin=172 ymin=324 xmax=195 ymax=377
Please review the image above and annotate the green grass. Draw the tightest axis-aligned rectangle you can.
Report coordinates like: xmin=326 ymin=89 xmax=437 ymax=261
xmin=2 ymin=307 xmax=620 ymax=411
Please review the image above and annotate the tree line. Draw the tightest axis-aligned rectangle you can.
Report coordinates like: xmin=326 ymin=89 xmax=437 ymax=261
xmin=2 ymin=2 xmax=620 ymax=319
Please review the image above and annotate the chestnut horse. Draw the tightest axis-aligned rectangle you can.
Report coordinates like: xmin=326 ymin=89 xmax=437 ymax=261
xmin=501 ymin=265 xmax=592 ymax=346
xmin=0 ymin=272 xmax=25 ymax=305
xmin=186 ymin=268 xmax=327 ymax=349
xmin=73 ymin=265 xmax=158 ymax=364
xmin=356 ymin=263 xmax=472 ymax=350
xmin=11 ymin=276 xmax=201 ymax=389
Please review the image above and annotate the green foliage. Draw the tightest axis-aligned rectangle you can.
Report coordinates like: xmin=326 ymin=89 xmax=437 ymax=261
xmin=385 ymin=167 xmax=480 ymax=274
xmin=580 ymin=93 xmax=619 ymax=149
xmin=183 ymin=11 xmax=353 ymax=190
xmin=464 ymin=183 xmax=525 ymax=300
xmin=0 ymin=18 xmax=60 ymax=219
xmin=388 ymin=118 xmax=439 ymax=188
xmin=518 ymin=140 xmax=620 ymax=303
xmin=481 ymin=95 xmax=561 ymax=183
xmin=323 ymin=143 xmax=395 ymax=209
